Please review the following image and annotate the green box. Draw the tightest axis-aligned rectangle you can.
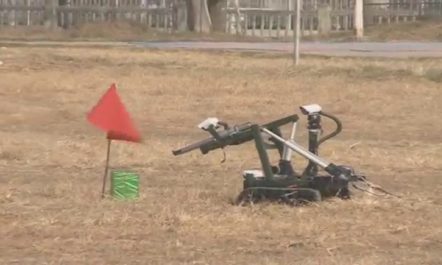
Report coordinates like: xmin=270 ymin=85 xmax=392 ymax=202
xmin=110 ymin=170 xmax=139 ymax=200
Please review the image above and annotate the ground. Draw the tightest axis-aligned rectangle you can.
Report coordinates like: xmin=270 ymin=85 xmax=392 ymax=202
xmin=1 ymin=19 xmax=442 ymax=42
xmin=0 ymin=45 xmax=441 ymax=265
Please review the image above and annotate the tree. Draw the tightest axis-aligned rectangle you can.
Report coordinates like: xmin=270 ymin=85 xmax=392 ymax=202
xmin=185 ymin=0 xmax=226 ymax=33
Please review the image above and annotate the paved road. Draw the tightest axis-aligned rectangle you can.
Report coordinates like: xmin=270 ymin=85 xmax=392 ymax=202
xmin=134 ymin=41 xmax=442 ymax=58
xmin=2 ymin=40 xmax=442 ymax=58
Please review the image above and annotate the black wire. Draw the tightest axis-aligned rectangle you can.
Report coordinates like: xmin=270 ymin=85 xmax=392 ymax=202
xmin=317 ymin=111 xmax=343 ymax=146
xmin=352 ymin=178 xmax=402 ymax=198
xmin=220 ymin=148 xmax=226 ymax=163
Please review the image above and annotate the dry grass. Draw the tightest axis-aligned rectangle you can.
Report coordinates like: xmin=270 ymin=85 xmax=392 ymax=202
xmin=2 ymin=19 xmax=442 ymax=42
xmin=0 ymin=22 xmax=267 ymax=42
xmin=0 ymin=45 xmax=441 ymax=264
xmin=364 ymin=19 xmax=442 ymax=42
xmin=301 ymin=19 xmax=442 ymax=42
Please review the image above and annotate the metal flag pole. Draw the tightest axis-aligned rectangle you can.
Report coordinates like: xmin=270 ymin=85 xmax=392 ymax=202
xmin=200 ymin=0 xmax=203 ymax=33
xmin=101 ymin=139 xmax=112 ymax=199
xmin=293 ymin=0 xmax=301 ymax=65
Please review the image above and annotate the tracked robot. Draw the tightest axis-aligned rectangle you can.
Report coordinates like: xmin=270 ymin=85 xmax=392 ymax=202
xmin=172 ymin=104 xmax=372 ymax=206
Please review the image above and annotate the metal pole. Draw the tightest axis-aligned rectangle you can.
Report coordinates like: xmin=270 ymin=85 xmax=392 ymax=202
xmin=293 ymin=0 xmax=301 ymax=65
xmin=200 ymin=0 xmax=202 ymax=33
xmin=101 ymin=139 xmax=112 ymax=199
xmin=252 ymin=125 xmax=274 ymax=180
xmin=262 ymin=128 xmax=330 ymax=168
xmin=287 ymin=0 xmax=293 ymax=31
xmin=26 ymin=0 xmax=31 ymax=26
xmin=281 ymin=121 xmax=297 ymax=161
xmin=354 ymin=0 xmax=364 ymax=40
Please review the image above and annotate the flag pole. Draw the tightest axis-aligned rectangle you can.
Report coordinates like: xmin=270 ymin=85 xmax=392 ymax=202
xmin=293 ymin=0 xmax=301 ymax=65
xmin=101 ymin=138 xmax=112 ymax=198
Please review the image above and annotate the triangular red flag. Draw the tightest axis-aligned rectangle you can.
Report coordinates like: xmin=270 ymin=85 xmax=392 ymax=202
xmin=87 ymin=83 xmax=141 ymax=143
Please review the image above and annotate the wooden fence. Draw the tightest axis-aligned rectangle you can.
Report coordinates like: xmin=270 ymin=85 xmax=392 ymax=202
xmin=225 ymin=0 xmax=354 ymax=37
xmin=0 ymin=0 xmax=175 ymax=31
xmin=225 ymin=0 xmax=442 ymax=37
xmin=364 ymin=0 xmax=442 ymax=25
xmin=1 ymin=0 xmax=442 ymax=38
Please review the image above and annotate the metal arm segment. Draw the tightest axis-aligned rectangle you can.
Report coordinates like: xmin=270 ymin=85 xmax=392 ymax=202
xmin=261 ymin=128 xmax=351 ymax=183
xmin=172 ymin=137 xmax=215 ymax=156
xmin=261 ymin=128 xmax=329 ymax=168
xmin=281 ymin=121 xmax=297 ymax=162
xmin=172 ymin=114 xmax=299 ymax=156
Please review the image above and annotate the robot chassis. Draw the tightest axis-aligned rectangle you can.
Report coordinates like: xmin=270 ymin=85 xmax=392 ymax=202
xmin=172 ymin=104 xmax=371 ymax=206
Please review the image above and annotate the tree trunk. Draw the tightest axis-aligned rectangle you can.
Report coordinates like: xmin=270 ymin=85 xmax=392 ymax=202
xmin=186 ymin=0 xmax=226 ymax=33
xmin=175 ymin=0 xmax=189 ymax=31
xmin=208 ymin=0 xmax=226 ymax=32
xmin=189 ymin=0 xmax=212 ymax=33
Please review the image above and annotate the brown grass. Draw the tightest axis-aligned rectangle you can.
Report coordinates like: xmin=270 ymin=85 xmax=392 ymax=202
xmin=364 ymin=19 xmax=442 ymax=42
xmin=2 ymin=19 xmax=442 ymax=42
xmin=301 ymin=19 xmax=442 ymax=42
xmin=0 ymin=22 xmax=268 ymax=42
xmin=0 ymin=45 xmax=441 ymax=264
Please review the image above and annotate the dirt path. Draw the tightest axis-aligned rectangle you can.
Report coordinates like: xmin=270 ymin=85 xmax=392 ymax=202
xmin=135 ymin=41 xmax=442 ymax=58
xmin=2 ymin=40 xmax=442 ymax=57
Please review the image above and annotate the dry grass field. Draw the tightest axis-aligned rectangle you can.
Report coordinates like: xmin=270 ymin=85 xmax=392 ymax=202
xmin=1 ymin=19 xmax=442 ymax=42
xmin=0 ymin=44 xmax=441 ymax=264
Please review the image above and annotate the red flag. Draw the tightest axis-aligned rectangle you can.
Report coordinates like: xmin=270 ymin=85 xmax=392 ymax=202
xmin=87 ymin=83 xmax=141 ymax=143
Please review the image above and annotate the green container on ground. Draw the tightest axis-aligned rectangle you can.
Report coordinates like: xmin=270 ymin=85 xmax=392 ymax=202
xmin=110 ymin=170 xmax=139 ymax=200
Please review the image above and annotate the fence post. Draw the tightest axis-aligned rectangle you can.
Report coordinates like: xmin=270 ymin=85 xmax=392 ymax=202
xmin=110 ymin=0 xmax=119 ymax=21
xmin=287 ymin=0 xmax=293 ymax=31
xmin=175 ymin=0 xmax=188 ymax=31
xmin=44 ymin=0 xmax=58 ymax=29
xmin=8 ymin=0 xmax=17 ymax=26
xmin=317 ymin=3 xmax=331 ymax=35
xmin=354 ymin=0 xmax=364 ymax=39
xmin=26 ymin=0 xmax=31 ymax=26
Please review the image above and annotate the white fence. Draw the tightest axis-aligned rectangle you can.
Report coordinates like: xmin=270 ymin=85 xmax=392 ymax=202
xmin=1 ymin=0 xmax=442 ymax=38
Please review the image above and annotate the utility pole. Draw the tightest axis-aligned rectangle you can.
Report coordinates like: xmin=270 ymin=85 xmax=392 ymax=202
xmin=293 ymin=0 xmax=301 ymax=65
xmin=354 ymin=0 xmax=364 ymax=40
xmin=200 ymin=0 xmax=203 ymax=33
xmin=44 ymin=0 xmax=58 ymax=30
